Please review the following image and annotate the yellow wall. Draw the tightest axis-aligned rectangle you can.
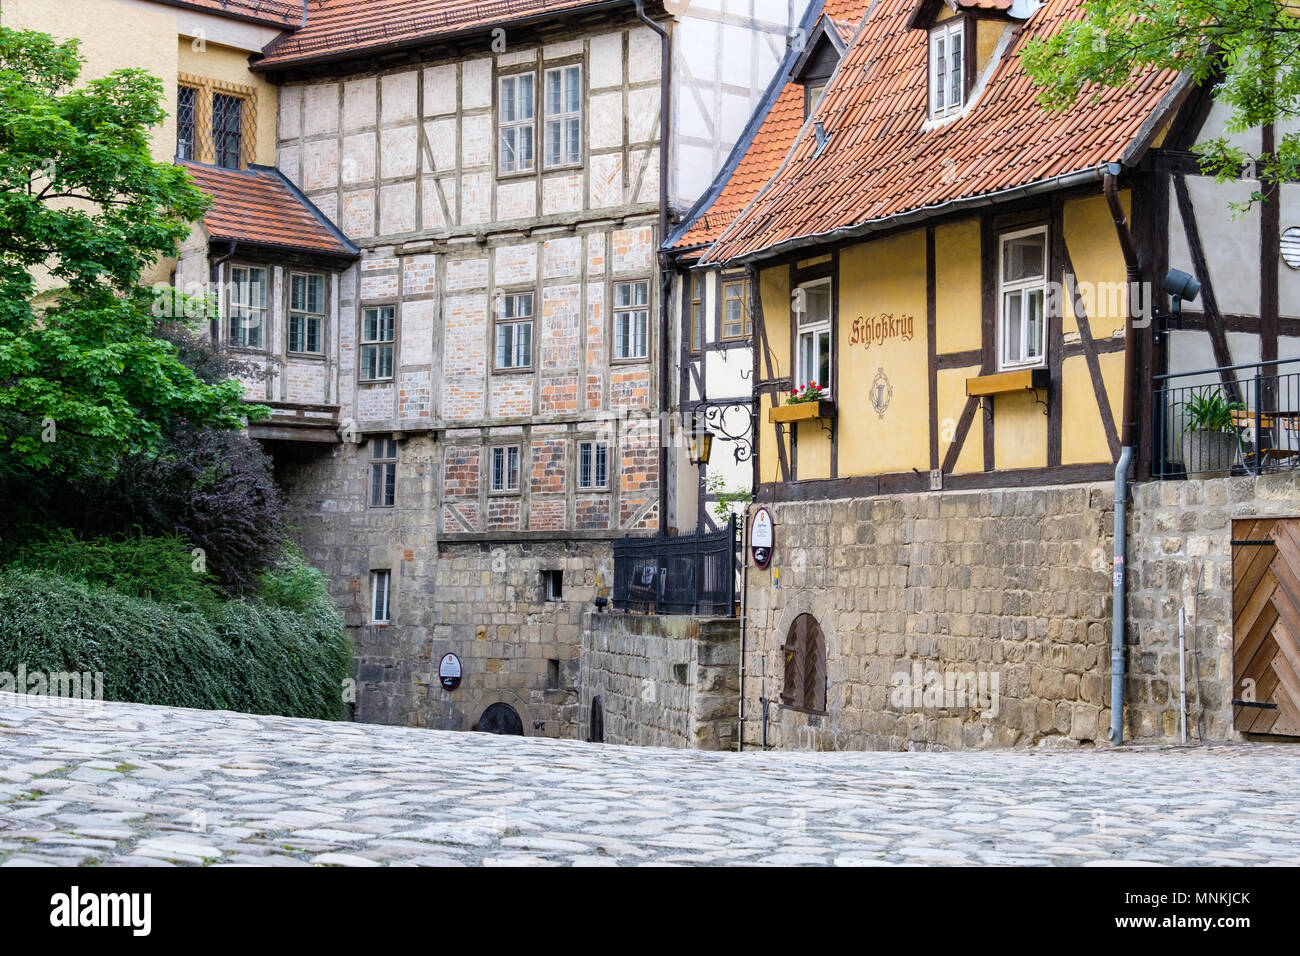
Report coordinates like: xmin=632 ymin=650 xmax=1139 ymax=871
xmin=2 ymin=0 xmax=280 ymax=283
xmin=755 ymin=189 xmax=1134 ymax=487
xmin=837 ymin=233 xmax=930 ymax=477
xmin=2 ymin=0 xmax=179 ymax=163
xmin=177 ymin=38 xmax=278 ymax=166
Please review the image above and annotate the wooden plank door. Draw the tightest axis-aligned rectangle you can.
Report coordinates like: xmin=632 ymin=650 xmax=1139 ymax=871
xmin=1233 ymin=518 xmax=1300 ymax=736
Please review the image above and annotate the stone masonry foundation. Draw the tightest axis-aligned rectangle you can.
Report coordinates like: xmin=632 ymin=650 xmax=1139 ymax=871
xmin=580 ymin=612 xmax=740 ymax=749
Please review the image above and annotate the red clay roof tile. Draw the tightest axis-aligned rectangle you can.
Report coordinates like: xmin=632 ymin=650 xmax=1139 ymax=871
xmin=181 ymin=161 xmax=359 ymax=259
xmin=673 ymin=0 xmax=873 ymax=254
xmin=154 ymin=0 xmax=305 ymax=28
xmin=704 ymin=0 xmax=1181 ymax=263
xmin=255 ymin=0 xmax=622 ymax=69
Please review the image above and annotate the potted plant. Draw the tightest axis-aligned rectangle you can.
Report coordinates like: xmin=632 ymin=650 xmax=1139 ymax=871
xmin=1178 ymin=388 xmax=1244 ymax=478
xmin=786 ymin=382 xmax=825 ymax=405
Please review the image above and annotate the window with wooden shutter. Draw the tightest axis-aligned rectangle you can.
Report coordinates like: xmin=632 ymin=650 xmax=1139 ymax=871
xmin=782 ymin=613 xmax=827 ymax=713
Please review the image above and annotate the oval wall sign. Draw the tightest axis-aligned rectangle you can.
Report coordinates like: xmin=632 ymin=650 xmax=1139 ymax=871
xmin=438 ymin=653 xmax=463 ymax=691
xmin=751 ymin=506 xmax=774 ymax=569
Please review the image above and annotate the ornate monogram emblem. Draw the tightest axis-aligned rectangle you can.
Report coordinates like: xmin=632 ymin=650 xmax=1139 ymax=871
xmin=870 ymin=367 xmax=893 ymax=420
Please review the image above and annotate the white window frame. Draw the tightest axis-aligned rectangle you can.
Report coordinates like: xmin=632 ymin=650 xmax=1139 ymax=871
xmin=289 ymin=272 xmax=325 ymax=355
xmin=578 ymin=441 xmax=608 ymax=490
xmin=228 ymin=265 xmax=266 ymax=350
xmin=998 ymin=226 xmax=1049 ymax=370
xmin=928 ymin=19 xmax=966 ymax=121
xmin=360 ymin=306 xmax=395 ymax=382
xmin=614 ymin=281 xmax=649 ymax=360
xmin=543 ymin=64 xmax=582 ymax=169
xmin=498 ymin=73 xmax=536 ymax=175
xmin=494 ymin=291 xmax=534 ymax=370
xmin=370 ymin=570 xmax=391 ymax=625
xmin=794 ymin=278 xmax=832 ymax=397
xmin=490 ymin=445 xmax=520 ymax=493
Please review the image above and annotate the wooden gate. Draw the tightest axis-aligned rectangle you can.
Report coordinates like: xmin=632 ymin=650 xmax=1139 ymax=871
xmin=1232 ymin=519 xmax=1300 ymax=736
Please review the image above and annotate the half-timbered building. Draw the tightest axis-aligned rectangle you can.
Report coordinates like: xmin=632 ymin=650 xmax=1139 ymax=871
xmin=699 ymin=0 xmax=1300 ymax=750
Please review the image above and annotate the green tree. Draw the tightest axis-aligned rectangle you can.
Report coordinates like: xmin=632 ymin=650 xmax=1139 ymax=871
xmin=1021 ymin=0 xmax=1300 ymax=202
xmin=0 ymin=27 xmax=258 ymax=478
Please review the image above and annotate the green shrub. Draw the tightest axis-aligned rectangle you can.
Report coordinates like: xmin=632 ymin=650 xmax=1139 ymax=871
xmin=0 ymin=569 xmax=352 ymax=720
xmin=6 ymin=532 xmax=222 ymax=612
xmin=258 ymin=546 xmax=332 ymax=614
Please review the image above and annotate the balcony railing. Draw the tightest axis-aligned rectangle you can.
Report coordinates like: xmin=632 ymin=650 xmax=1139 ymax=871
xmin=1153 ymin=357 xmax=1300 ymax=479
xmin=611 ymin=516 xmax=737 ymax=616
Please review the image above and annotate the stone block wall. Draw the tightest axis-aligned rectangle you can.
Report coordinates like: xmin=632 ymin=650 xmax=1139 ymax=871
xmin=744 ymin=476 xmax=1300 ymax=751
xmin=580 ymin=612 xmax=740 ymax=749
xmin=744 ymin=485 xmax=1118 ymax=751
xmin=1128 ymin=472 xmax=1300 ymax=743
xmin=277 ymin=434 xmax=606 ymax=738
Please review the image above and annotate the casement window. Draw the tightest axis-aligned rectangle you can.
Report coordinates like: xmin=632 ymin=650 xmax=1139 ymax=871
xmin=578 ymin=441 xmax=608 ymax=490
xmin=498 ymin=73 xmax=536 ymax=175
xmin=213 ymin=93 xmax=244 ymax=169
xmin=795 ymin=278 xmax=832 ymax=394
xmin=543 ymin=569 xmax=564 ymax=602
xmin=495 ymin=292 xmax=534 ymax=370
xmin=928 ymin=19 xmax=966 ymax=120
xmin=361 ymin=306 xmax=396 ymax=381
xmin=544 ymin=65 xmax=582 ymax=168
xmin=289 ymin=273 xmax=325 ymax=354
xmin=228 ymin=265 xmax=266 ymax=349
xmin=690 ymin=274 xmax=705 ymax=352
xmin=614 ymin=281 xmax=649 ymax=360
xmin=176 ymin=76 xmax=255 ymax=169
xmin=721 ymin=278 xmax=751 ymax=340
xmin=999 ymin=227 xmax=1048 ymax=369
xmin=491 ymin=445 xmax=520 ymax=493
xmin=369 ymin=438 xmax=397 ymax=509
xmin=782 ymin=613 xmax=826 ymax=713
xmin=176 ymin=85 xmax=197 ymax=160
xmin=370 ymin=570 xmax=391 ymax=625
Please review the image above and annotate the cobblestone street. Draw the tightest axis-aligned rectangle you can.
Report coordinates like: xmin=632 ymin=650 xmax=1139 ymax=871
xmin=2 ymin=693 xmax=1298 ymax=867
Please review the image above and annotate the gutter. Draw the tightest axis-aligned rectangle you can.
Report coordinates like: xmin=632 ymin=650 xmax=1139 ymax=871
xmin=711 ymin=163 xmax=1114 ymax=268
xmin=1104 ymin=164 xmax=1140 ymax=747
xmin=635 ymin=0 xmax=673 ymax=532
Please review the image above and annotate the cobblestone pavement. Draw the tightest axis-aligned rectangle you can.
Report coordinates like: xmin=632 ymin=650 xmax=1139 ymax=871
xmin=2 ymin=693 xmax=1299 ymax=866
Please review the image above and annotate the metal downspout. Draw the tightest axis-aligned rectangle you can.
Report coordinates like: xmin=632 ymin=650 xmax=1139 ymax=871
xmin=1104 ymin=165 xmax=1140 ymax=746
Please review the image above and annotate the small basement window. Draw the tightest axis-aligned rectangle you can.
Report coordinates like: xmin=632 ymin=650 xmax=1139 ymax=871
xmin=542 ymin=569 xmax=563 ymax=602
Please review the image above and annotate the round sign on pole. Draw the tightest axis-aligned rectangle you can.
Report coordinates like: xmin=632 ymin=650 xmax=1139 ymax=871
xmin=438 ymin=653 xmax=463 ymax=691
xmin=750 ymin=506 xmax=774 ymax=569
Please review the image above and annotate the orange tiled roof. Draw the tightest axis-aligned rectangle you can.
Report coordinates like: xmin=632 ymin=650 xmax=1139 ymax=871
xmin=182 ymin=162 xmax=359 ymax=259
xmin=153 ymin=0 xmax=306 ymax=28
xmin=705 ymin=0 xmax=1183 ymax=264
xmin=671 ymin=0 xmax=872 ymax=254
xmin=255 ymin=0 xmax=625 ymax=69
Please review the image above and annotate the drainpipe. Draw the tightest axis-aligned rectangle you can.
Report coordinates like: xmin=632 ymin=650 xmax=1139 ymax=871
xmin=1104 ymin=165 xmax=1140 ymax=746
xmin=636 ymin=0 xmax=673 ymax=532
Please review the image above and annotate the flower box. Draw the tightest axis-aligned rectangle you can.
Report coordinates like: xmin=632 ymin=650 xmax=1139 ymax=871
xmin=769 ymin=400 xmax=836 ymax=424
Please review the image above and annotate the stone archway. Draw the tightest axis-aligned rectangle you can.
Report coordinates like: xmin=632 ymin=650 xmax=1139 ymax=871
xmin=475 ymin=702 xmax=524 ymax=735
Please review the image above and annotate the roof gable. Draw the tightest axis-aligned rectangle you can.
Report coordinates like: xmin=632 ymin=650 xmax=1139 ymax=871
xmin=181 ymin=161 xmax=359 ymax=261
xmin=704 ymin=0 xmax=1183 ymax=265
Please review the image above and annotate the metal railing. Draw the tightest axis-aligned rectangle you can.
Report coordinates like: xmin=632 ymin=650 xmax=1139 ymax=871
xmin=612 ymin=516 xmax=737 ymax=616
xmin=1153 ymin=357 xmax=1300 ymax=478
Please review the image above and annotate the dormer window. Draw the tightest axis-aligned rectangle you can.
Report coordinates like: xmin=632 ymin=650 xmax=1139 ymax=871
xmin=929 ymin=19 xmax=967 ymax=120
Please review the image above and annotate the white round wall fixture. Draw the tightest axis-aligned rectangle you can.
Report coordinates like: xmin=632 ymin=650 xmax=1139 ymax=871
xmin=1282 ymin=226 xmax=1300 ymax=269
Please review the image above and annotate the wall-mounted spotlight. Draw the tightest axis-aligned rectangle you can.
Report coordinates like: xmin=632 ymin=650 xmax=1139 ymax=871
xmin=1156 ymin=268 xmax=1202 ymax=344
